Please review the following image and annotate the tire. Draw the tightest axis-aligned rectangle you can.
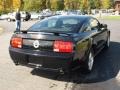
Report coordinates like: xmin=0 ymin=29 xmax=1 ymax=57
xmin=104 ymin=35 xmax=110 ymax=49
xmin=38 ymin=16 xmax=41 ymax=20
xmin=7 ymin=18 xmax=11 ymax=22
xmin=84 ymin=49 xmax=94 ymax=73
xmin=13 ymin=60 xmax=19 ymax=66
xmin=15 ymin=62 xmax=19 ymax=66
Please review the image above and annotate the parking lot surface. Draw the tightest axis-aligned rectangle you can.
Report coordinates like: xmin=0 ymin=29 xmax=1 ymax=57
xmin=0 ymin=20 xmax=120 ymax=90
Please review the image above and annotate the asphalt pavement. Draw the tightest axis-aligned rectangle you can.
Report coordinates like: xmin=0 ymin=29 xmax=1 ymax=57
xmin=0 ymin=19 xmax=120 ymax=90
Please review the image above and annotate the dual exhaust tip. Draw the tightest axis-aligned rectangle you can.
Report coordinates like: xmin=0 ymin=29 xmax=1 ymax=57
xmin=34 ymin=64 xmax=65 ymax=74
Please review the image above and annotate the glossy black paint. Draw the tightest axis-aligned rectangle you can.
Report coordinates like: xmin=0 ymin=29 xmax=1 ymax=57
xmin=9 ymin=15 xmax=110 ymax=72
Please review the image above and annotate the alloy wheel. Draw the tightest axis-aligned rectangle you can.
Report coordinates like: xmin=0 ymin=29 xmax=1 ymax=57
xmin=88 ymin=51 xmax=94 ymax=71
xmin=107 ymin=37 xmax=110 ymax=47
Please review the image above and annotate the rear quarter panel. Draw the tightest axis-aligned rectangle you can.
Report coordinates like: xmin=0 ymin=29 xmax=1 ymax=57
xmin=73 ymin=32 xmax=92 ymax=61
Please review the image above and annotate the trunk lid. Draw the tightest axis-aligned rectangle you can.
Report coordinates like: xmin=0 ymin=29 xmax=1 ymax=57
xmin=16 ymin=32 xmax=73 ymax=51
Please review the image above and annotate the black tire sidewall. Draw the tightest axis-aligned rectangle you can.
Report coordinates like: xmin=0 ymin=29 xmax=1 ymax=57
xmin=105 ymin=35 xmax=110 ymax=49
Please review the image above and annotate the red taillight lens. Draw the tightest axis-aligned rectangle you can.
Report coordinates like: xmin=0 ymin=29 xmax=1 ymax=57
xmin=11 ymin=37 xmax=22 ymax=48
xmin=53 ymin=40 xmax=73 ymax=53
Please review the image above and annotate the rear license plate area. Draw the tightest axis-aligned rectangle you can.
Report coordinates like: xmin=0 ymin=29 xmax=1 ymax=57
xmin=29 ymin=56 xmax=43 ymax=65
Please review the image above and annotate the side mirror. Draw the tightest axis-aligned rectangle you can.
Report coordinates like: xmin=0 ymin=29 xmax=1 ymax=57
xmin=100 ymin=24 xmax=107 ymax=29
xmin=83 ymin=26 xmax=91 ymax=32
xmin=86 ymin=26 xmax=91 ymax=31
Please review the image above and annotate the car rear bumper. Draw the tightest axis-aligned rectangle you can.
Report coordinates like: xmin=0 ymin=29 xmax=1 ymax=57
xmin=9 ymin=47 xmax=74 ymax=71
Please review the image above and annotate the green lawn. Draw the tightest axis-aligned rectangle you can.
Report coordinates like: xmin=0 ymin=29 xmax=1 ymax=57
xmin=102 ymin=16 xmax=120 ymax=20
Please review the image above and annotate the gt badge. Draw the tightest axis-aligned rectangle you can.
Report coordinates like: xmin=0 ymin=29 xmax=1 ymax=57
xmin=33 ymin=40 xmax=39 ymax=48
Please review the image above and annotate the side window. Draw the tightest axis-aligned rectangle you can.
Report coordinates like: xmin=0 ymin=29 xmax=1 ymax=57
xmin=80 ymin=22 xmax=91 ymax=33
xmin=90 ymin=18 xmax=99 ymax=30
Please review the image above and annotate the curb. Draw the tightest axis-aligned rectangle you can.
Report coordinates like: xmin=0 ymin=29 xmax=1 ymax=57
xmin=0 ymin=27 xmax=4 ymax=35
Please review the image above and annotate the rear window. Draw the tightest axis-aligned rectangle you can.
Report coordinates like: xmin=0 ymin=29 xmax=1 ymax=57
xmin=28 ymin=17 xmax=81 ymax=33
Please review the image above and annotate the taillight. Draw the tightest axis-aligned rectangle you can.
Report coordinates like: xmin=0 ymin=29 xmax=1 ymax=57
xmin=53 ymin=40 xmax=73 ymax=53
xmin=10 ymin=37 xmax=22 ymax=48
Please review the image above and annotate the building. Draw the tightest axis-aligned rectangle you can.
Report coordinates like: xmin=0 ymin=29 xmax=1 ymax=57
xmin=114 ymin=0 xmax=120 ymax=13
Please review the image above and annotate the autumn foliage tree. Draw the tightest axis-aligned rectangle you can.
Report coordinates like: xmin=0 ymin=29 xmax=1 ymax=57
xmin=94 ymin=0 xmax=102 ymax=9
xmin=12 ymin=0 xmax=21 ymax=10
xmin=0 ymin=0 xmax=13 ymax=13
xmin=0 ymin=0 xmax=115 ymax=14
xmin=0 ymin=0 xmax=23 ymax=13
xmin=23 ymin=0 xmax=41 ymax=11
xmin=64 ymin=0 xmax=80 ymax=10
xmin=50 ymin=0 xmax=64 ymax=10
xmin=102 ymin=0 xmax=112 ymax=9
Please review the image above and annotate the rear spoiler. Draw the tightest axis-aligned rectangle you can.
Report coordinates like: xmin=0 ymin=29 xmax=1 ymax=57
xmin=14 ymin=30 xmax=27 ymax=34
xmin=14 ymin=30 xmax=72 ymax=36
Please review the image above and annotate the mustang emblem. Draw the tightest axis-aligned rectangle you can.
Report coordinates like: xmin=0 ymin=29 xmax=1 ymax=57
xmin=33 ymin=40 xmax=40 ymax=48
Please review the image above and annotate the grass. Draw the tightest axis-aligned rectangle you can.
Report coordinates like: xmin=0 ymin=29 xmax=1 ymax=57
xmin=102 ymin=16 xmax=120 ymax=20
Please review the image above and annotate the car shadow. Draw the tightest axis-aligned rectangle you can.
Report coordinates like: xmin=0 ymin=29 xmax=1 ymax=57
xmin=31 ymin=41 xmax=120 ymax=84
xmin=71 ymin=78 xmax=120 ymax=90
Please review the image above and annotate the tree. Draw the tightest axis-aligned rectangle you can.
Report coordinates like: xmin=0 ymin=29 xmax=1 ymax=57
xmin=102 ymin=0 xmax=112 ymax=9
xmin=39 ymin=0 xmax=47 ymax=10
xmin=94 ymin=0 xmax=101 ymax=9
xmin=23 ymin=0 xmax=32 ymax=11
xmin=70 ymin=0 xmax=80 ymax=10
xmin=57 ymin=0 xmax=64 ymax=10
xmin=0 ymin=0 xmax=13 ymax=13
xmin=20 ymin=0 xmax=24 ymax=10
xmin=23 ymin=0 xmax=41 ymax=11
xmin=64 ymin=0 xmax=80 ymax=10
xmin=79 ymin=0 xmax=89 ymax=11
xmin=64 ymin=0 xmax=70 ymax=10
xmin=89 ymin=0 xmax=96 ymax=9
xmin=46 ymin=0 xmax=51 ymax=9
xmin=12 ymin=0 xmax=21 ymax=10
xmin=50 ymin=0 xmax=57 ymax=10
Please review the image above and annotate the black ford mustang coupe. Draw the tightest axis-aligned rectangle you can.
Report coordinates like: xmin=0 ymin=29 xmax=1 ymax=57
xmin=9 ymin=15 xmax=110 ymax=73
